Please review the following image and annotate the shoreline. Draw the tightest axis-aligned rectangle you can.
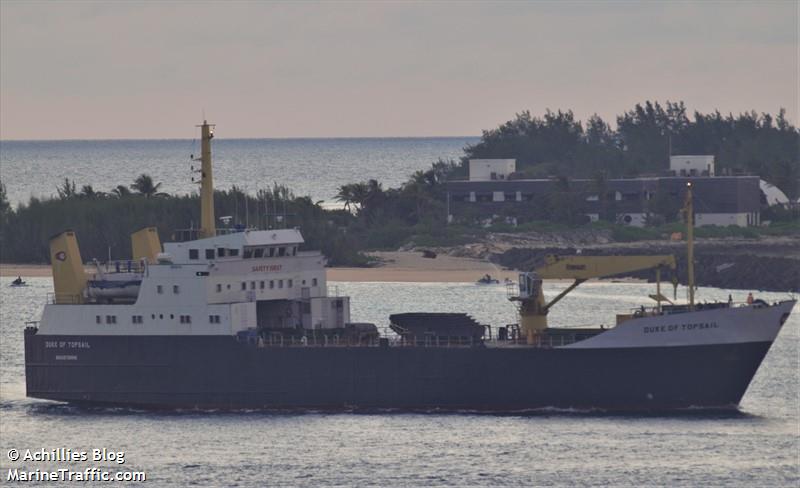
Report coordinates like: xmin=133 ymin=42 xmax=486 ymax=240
xmin=0 ymin=252 xmax=518 ymax=283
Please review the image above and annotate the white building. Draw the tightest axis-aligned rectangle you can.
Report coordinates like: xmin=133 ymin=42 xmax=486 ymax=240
xmin=468 ymin=159 xmax=516 ymax=181
xmin=670 ymin=155 xmax=715 ymax=177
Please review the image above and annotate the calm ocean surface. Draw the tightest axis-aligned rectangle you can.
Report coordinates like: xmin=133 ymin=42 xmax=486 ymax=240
xmin=1 ymin=278 xmax=797 ymax=486
xmin=0 ymin=137 xmax=478 ymax=207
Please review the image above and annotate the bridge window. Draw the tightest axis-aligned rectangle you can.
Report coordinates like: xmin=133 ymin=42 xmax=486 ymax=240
xmin=288 ymin=279 xmax=293 ymax=288
xmin=269 ymin=280 xmax=274 ymax=289
xmin=243 ymin=248 xmax=253 ymax=259
xmin=229 ymin=249 xmax=239 ymax=257
xmin=254 ymin=248 xmax=265 ymax=258
xmin=278 ymin=280 xmax=284 ymax=289
xmin=312 ymin=278 xmax=318 ymax=286
xmin=209 ymin=315 xmax=221 ymax=324
xmin=173 ymin=285 xmax=180 ymax=294
xmin=241 ymin=282 xmax=246 ymax=291
xmin=189 ymin=249 xmax=199 ymax=260
xmin=292 ymin=247 xmax=297 ymax=256
xmin=205 ymin=249 xmax=214 ymax=259
xmin=269 ymin=247 xmax=275 ymax=257
xmin=105 ymin=315 xmax=116 ymax=324
xmin=217 ymin=248 xmax=226 ymax=258
xmin=259 ymin=281 xmax=265 ymax=289
xmin=95 ymin=315 xmax=101 ymax=324
xmin=278 ymin=247 xmax=286 ymax=257
xmin=179 ymin=315 xmax=192 ymax=324
xmin=132 ymin=315 xmax=143 ymax=324
xmin=216 ymin=284 xmax=222 ymax=293
xmin=156 ymin=285 xmax=163 ymax=294
xmin=250 ymin=281 xmax=256 ymax=290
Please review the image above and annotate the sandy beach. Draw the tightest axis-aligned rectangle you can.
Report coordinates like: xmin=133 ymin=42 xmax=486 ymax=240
xmin=0 ymin=251 xmax=517 ymax=283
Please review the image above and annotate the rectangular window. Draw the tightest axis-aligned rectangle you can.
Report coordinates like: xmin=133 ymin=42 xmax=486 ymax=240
xmin=189 ymin=249 xmax=199 ymax=260
xmin=259 ymin=281 xmax=265 ymax=289
xmin=268 ymin=247 xmax=275 ymax=257
xmin=278 ymin=247 xmax=286 ymax=257
xmin=243 ymin=248 xmax=253 ymax=259
xmin=288 ymin=279 xmax=293 ymax=288
xmin=156 ymin=285 xmax=163 ymax=294
xmin=229 ymin=249 xmax=239 ymax=257
xmin=254 ymin=248 xmax=265 ymax=258
xmin=241 ymin=282 xmax=246 ymax=291
xmin=293 ymin=247 xmax=297 ymax=256
xmin=217 ymin=248 xmax=226 ymax=258
xmin=173 ymin=285 xmax=180 ymax=294
xmin=96 ymin=315 xmax=102 ymax=324
xmin=278 ymin=280 xmax=284 ymax=289
xmin=216 ymin=284 xmax=222 ymax=293
xmin=206 ymin=249 xmax=215 ymax=259
xmin=106 ymin=315 xmax=112 ymax=324
xmin=312 ymin=278 xmax=318 ymax=286
xmin=269 ymin=280 xmax=274 ymax=289
xmin=250 ymin=281 xmax=256 ymax=290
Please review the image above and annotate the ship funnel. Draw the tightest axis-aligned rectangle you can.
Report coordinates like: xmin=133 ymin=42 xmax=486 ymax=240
xmin=49 ymin=230 xmax=87 ymax=304
xmin=131 ymin=227 xmax=162 ymax=263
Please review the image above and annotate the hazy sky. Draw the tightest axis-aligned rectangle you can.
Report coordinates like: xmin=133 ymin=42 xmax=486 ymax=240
xmin=1 ymin=1 xmax=797 ymax=140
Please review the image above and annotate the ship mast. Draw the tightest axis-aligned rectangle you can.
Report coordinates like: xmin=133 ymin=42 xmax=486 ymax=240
xmin=684 ymin=181 xmax=695 ymax=309
xmin=199 ymin=120 xmax=215 ymax=238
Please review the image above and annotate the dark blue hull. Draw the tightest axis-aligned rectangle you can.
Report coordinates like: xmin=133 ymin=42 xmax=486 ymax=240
xmin=24 ymin=330 xmax=773 ymax=411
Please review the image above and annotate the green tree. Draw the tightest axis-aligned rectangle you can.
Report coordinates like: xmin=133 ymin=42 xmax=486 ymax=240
xmin=130 ymin=174 xmax=164 ymax=198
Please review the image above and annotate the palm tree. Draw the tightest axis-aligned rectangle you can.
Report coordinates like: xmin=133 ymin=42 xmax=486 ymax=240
xmin=80 ymin=185 xmax=105 ymax=199
xmin=130 ymin=174 xmax=163 ymax=198
xmin=111 ymin=185 xmax=132 ymax=198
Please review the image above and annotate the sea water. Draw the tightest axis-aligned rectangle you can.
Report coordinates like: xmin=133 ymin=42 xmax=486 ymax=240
xmin=0 ymin=137 xmax=477 ymax=207
xmin=1 ymin=278 xmax=797 ymax=486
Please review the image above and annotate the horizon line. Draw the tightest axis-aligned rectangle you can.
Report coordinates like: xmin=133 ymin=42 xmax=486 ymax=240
xmin=0 ymin=134 xmax=481 ymax=143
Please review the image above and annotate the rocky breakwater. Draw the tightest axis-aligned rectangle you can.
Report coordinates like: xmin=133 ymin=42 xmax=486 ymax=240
xmin=483 ymin=235 xmax=799 ymax=293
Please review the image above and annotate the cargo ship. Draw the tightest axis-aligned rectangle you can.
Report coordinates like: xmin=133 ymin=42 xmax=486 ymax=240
xmin=24 ymin=121 xmax=795 ymax=411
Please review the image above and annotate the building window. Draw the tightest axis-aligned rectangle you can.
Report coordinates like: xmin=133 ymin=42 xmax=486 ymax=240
xmin=216 ymin=284 xmax=222 ymax=293
xmin=259 ymin=281 xmax=265 ymax=289
xmin=241 ymin=282 xmax=246 ymax=291
xmin=173 ymin=285 xmax=180 ymax=294
xmin=156 ymin=285 xmax=163 ymax=294
xmin=206 ymin=249 xmax=215 ymax=259
xmin=96 ymin=315 xmax=102 ymax=324
xmin=189 ymin=249 xmax=199 ymax=260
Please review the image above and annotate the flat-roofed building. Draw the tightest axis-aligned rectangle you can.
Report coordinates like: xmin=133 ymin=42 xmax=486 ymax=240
xmin=446 ymin=175 xmax=760 ymax=228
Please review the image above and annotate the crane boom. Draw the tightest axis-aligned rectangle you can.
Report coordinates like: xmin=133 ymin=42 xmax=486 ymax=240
xmin=534 ymin=254 xmax=676 ymax=280
xmin=511 ymin=253 xmax=678 ymax=344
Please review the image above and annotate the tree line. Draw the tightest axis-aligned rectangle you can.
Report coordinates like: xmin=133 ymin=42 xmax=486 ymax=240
xmin=1 ymin=101 xmax=797 ymax=264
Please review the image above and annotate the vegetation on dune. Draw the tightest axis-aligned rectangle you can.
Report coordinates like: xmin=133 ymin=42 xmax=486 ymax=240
xmin=0 ymin=101 xmax=797 ymax=265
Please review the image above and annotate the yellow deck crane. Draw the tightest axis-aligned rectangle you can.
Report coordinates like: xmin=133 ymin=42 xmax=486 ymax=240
xmin=509 ymin=254 xmax=678 ymax=344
